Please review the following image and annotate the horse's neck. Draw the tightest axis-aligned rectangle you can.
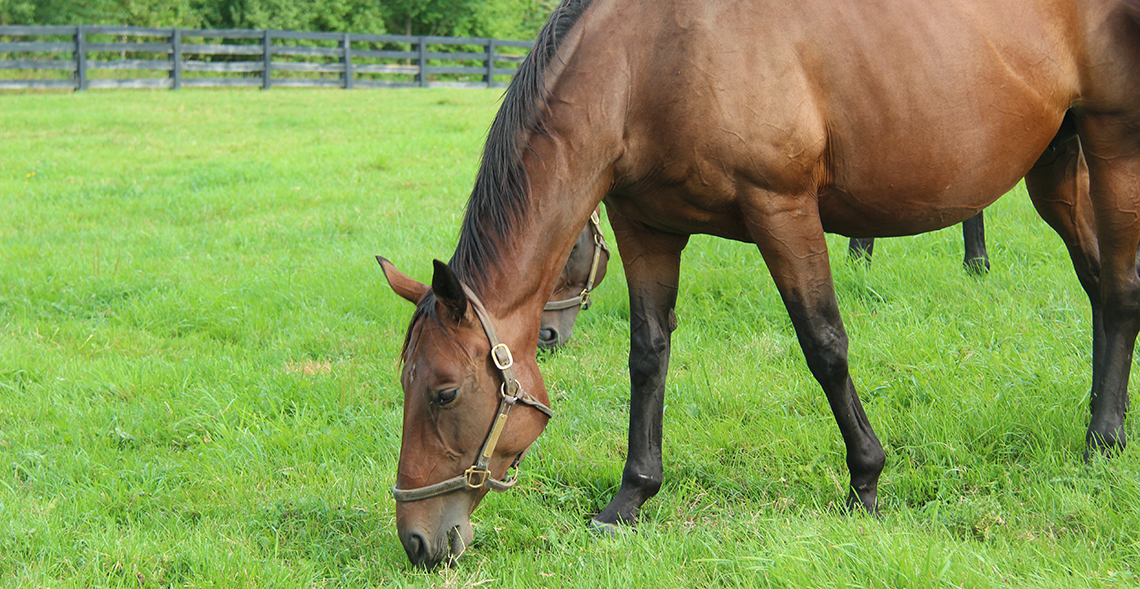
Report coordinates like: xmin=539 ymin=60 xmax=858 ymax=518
xmin=473 ymin=12 xmax=629 ymax=322
xmin=477 ymin=133 xmax=618 ymax=320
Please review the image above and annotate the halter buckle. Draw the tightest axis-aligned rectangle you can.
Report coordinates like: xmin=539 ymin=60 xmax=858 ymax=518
xmin=491 ymin=343 xmax=514 ymax=370
xmin=501 ymin=380 xmax=523 ymax=400
xmin=464 ymin=466 xmax=491 ymax=489
xmin=579 ymin=289 xmax=592 ymax=310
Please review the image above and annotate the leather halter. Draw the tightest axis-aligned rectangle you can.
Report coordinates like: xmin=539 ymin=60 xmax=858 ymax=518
xmin=392 ymin=283 xmax=554 ymax=503
xmin=543 ymin=208 xmax=610 ymax=312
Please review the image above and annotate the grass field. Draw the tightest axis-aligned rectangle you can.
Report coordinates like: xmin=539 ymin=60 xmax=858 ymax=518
xmin=1 ymin=88 xmax=1139 ymax=588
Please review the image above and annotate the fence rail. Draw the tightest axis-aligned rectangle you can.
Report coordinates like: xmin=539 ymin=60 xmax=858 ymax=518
xmin=0 ymin=25 xmax=535 ymax=91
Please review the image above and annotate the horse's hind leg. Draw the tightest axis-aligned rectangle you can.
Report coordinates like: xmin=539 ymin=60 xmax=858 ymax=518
xmin=744 ymin=192 xmax=885 ymax=513
xmin=849 ymin=237 xmax=874 ymax=263
xmin=1075 ymin=113 xmax=1140 ymax=454
xmin=962 ymin=211 xmax=990 ymax=273
xmin=592 ymin=208 xmax=689 ymax=529
xmin=850 ymin=211 xmax=988 ymax=273
xmin=1024 ymin=119 xmax=1108 ymax=440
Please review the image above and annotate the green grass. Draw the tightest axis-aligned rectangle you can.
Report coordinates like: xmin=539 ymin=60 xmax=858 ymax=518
xmin=1 ymin=88 xmax=1138 ymax=588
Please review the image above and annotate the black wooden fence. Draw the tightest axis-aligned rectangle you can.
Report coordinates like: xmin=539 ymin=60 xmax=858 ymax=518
xmin=0 ymin=25 xmax=534 ymax=91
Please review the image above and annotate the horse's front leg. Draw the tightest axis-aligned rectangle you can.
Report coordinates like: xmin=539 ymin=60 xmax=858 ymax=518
xmin=744 ymin=193 xmax=885 ymax=513
xmin=592 ymin=209 xmax=689 ymax=530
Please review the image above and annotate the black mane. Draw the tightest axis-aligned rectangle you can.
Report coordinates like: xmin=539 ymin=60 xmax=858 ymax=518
xmin=447 ymin=0 xmax=596 ymax=291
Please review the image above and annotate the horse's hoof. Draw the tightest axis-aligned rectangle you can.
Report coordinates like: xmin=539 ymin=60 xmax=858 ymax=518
xmin=589 ymin=518 xmax=634 ymax=536
xmin=963 ymin=257 xmax=990 ymax=275
xmin=1084 ymin=438 xmax=1126 ymax=463
xmin=845 ymin=490 xmax=881 ymax=518
xmin=1085 ymin=426 xmax=1126 ymax=462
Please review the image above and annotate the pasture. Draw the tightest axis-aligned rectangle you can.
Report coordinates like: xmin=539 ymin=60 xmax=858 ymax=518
xmin=1 ymin=89 xmax=1138 ymax=587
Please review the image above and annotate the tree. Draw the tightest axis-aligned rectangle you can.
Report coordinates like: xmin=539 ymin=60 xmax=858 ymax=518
xmin=0 ymin=0 xmax=202 ymax=26
xmin=383 ymin=0 xmax=551 ymax=39
xmin=0 ymin=0 xmax=553 ymax=39
xmin=239 ymin=0 xmax=387 ymax=34
xmin=0 ymin=0 xmax=35 ymax=25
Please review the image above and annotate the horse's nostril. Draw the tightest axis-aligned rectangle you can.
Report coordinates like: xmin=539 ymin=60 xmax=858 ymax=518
xmin=538 ymin=327 xmax=560 ymax=346
xmin=403 ymin=531 xmax=430 ymax=566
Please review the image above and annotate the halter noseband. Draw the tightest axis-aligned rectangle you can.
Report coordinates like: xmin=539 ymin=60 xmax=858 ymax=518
xmin=543 ymin=209 xmax=609 ymax=312
xmin=392 ymin=283 xmax=554 ymax=503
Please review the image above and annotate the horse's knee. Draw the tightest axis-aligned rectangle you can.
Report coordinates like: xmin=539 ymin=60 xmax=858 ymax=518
xmin=783 ymin=298 xmax=851 ymax=384
xmin=629 ymin=328 xmax=670 ymax=385
xmin=799 ymin=328 xmax=851 ymax=386
xmin=1102 ymin=279 xmax=1140 ymax=325
xmin=630 ymin=352 xmax=666 ymax=386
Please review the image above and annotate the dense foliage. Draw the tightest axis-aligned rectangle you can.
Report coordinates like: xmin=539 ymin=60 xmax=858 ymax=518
xmin=0 ymin=0 xmax=554 ymax=39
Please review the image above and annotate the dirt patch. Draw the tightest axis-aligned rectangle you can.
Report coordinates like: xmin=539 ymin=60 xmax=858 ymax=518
xmin=285 ymin=360 xmax=332 ymax=376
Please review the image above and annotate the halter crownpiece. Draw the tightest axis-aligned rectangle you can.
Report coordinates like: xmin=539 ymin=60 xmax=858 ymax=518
xmin=391 ymin=281 xmax=554 ymax=503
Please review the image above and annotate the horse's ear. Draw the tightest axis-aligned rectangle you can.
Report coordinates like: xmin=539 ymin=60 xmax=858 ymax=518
xmin=431 ymin=259 xmax=468 ymax=322
xmin=376 ymin=256 xmax=429 ymax=304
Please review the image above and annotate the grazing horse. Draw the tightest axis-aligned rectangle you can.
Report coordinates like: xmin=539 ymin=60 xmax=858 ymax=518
xmin=538 ymin=208 xmax=610 ymax=349
xmin=849 ymin=211 xmax=991 ymax=273
xmin=378 ymin=0 xmax=1140 ymax=568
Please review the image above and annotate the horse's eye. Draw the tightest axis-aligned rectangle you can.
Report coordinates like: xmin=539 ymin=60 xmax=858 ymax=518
xmin=436 ymin=388 xmax=459 ymax=406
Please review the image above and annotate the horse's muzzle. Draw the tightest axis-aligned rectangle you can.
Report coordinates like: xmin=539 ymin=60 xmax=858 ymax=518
xmin=399 ymin=521 xmax=473 ymax=568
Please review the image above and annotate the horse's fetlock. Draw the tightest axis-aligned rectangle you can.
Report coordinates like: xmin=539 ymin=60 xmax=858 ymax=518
xmin=864 ymin=446 xmax=887 ymax=472
xmin=849 ymin=452 xmax=885 ymax=483
xmin=623 ymin=472 xmax=663 ymax=497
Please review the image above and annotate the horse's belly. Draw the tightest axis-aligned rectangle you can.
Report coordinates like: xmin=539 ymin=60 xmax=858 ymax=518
xmin=605 ymin=185 xmax=754 ymax=241
xmin=816 ymin=100 xmax=1066 ymax=238
xmin=817 ymin=184 xmax=1002 ymax=238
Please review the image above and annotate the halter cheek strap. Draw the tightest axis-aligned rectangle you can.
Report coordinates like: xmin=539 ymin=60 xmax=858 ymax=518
xmin=391 ymin=283 xmax=553 ymax=503
xmin=544 ymin=208 xmax=610 ymax=311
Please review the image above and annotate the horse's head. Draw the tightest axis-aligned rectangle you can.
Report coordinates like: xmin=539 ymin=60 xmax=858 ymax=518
xmin=538 ymin=209 xmax=610 ymax=349
xmin=377 ymin=257 xmax=552 ymax=569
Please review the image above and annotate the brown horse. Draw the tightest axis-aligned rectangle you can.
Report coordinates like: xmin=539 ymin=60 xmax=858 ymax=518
xmin=379 ymin=0 xmax=1140 ymax=568
xmin=538 ymin=208 xmax=610 ymax=349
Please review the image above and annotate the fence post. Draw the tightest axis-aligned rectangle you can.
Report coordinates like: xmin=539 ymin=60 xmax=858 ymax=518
xmin=170 ymin=29 xmax=182 ymax=90
xmin=341 ymin=33 xmax=353 ymax=90
xmin=484 ymin=38 xmax=496 ymax=88
xmin=262 ymin=29 xmax=272 ymax=90
xmin=416 ymin=36 xmax=426 ymax=88
xmin=74 ymin=24 xmax=87 ymax=91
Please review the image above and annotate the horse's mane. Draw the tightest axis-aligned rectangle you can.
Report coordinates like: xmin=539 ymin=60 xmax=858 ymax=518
xmin=447 ymin=0 xmax=596 ymax=292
